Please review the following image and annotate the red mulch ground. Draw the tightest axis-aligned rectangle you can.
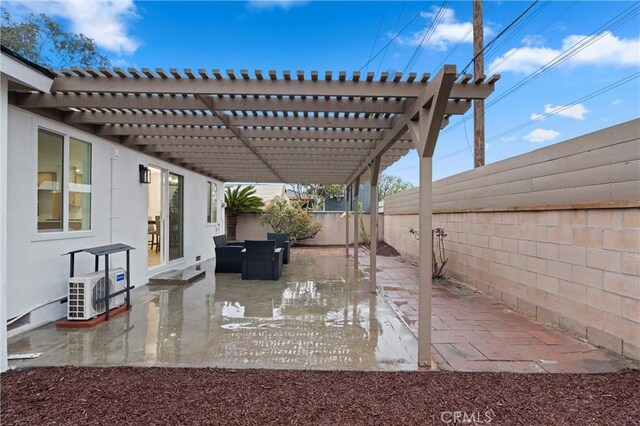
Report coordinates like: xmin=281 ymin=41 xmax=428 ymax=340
xmin=2 ymin=367 xmax=639 ymax=425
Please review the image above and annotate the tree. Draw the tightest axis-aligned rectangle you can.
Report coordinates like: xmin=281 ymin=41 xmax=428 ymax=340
xmin=378 ymin=174 xmax=414 ymax=200
xmin=224 ymin=185 xmax=264 ymax=241
xmin=1 ymin=8 xmax=110 ymax=69
xmin=288 ymin=183 xmax=345 ymax=211
xmin=260 ymin=196 xmax=322 ymax=245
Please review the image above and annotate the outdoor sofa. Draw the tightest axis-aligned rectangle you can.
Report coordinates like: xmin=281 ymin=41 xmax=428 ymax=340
xmin=241 ymin=240 xmax=284 ymax=280
xmin=213 ymin=235 xmax=245 ymax=273
xmin=267 ymin=232 xmax=290 ymax=264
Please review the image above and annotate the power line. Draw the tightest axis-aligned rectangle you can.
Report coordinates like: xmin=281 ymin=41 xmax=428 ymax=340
xmin=488 ymin=72 xmax=640 ymax=142
xmin=358 ymin=2 xmax=432 ymax=72
xmin=442 ymin=2 xmax=640 ymax=137
xmin=402 ymin=1 xmax=449 ymax=75
xmin=364 ymin=1 xmax=389 ymax=74
xmin=376 ymin=1 xmax=407 ymax=75
xmin=487 ymin=1 xmax=577 ymax=74
xmin=461 ymin=0 xmax=541 ymax=75
xmin=433 ymin=71 xmax=639 ymax=163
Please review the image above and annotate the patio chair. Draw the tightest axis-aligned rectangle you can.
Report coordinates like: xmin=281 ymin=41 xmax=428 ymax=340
xmin=213 ymin=235 xmax=245 ymax=273
xmin=267 ymin=232 xmax=290 ymax=264
xmin=241 ymin=240 xmax=284 ymax=280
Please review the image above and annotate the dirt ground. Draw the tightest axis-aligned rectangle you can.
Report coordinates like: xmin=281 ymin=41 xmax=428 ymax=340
xmin=2 ymin=367 xmax=639 ymax=425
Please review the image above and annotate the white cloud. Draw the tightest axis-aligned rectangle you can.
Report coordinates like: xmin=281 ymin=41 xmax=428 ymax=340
xmin=530 ymin=103 xmax=589 ymax=121
xmin=247 ymin=0 xmax=307 ymax=11
xmin=523 ymin=128 xmax=560 ymax=143
xmin=490 ymin=31 xmax=640 ymax=74
xmin=10 ymin=0 xmax=140 ymax=55
xmin=500 ymin=135 xmax=517 ymax=142
xmin=612 ymin=99 xmax=624 ymax=105
xmin=393 ymin=6 xmax=491 ymax=51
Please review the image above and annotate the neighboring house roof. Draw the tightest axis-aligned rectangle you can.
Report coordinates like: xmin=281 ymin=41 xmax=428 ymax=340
xmin=227 ymin=184 xmax=288 ymax=207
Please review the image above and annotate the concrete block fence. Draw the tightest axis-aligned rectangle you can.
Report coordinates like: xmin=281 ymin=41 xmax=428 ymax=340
xmin=384 ymin=120 xmax=640 ymax=360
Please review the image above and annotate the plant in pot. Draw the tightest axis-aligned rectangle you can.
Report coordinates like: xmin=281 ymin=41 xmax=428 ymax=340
xmin=224 ymin=185 xmax=264 ymax=241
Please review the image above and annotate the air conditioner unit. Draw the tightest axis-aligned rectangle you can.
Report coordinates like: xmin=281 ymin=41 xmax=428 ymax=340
xmin=67 ymin=268 xmax=127 ymax=320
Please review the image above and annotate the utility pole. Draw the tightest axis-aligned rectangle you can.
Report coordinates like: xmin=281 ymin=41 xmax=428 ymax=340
xmin=473 ymin=0 xmax=485 ymax=168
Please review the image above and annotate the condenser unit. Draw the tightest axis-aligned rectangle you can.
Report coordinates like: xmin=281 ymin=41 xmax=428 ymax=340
xmin=67 ymin=268 xmax=127 ymax=320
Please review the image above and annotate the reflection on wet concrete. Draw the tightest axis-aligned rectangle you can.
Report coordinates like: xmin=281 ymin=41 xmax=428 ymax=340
xmin=8 ymin=253 xmax=417 ymax=371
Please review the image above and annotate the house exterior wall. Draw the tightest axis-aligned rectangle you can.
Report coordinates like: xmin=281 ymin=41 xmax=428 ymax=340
xmin=236 ymin=212 xmax=384 ymax=245
xmin=324 ymin=183 xmax=372 ymax=213
xmin=6 ymin=106 xmax=224 ymax=336
xmin=384 ymin=120 xmax=640 ymax=360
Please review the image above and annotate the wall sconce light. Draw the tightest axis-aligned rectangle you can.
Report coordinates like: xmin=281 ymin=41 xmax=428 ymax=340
xmin=139 ymin=164 xmax=151 ymax=184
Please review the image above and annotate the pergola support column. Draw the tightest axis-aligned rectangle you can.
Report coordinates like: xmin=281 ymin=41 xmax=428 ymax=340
xmin=345 ymin=186 xmax=350 ymax=258
xmin=418 ymin=157 xmax=433 ymax=368
xmin=353 ymin=176 xmax=360 ymax=269
xmin=369 ymin=157 xmax=381 ymax=293
xmin=406 ymin=69 xmax=456 ymax=368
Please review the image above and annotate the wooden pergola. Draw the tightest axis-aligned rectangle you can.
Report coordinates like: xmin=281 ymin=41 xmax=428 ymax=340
xmin=10 ymin=64 xmax=498 ymax=367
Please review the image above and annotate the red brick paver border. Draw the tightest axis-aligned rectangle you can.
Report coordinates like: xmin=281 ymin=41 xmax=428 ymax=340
xmin=358 ymin=251 xmax=637 ymax=373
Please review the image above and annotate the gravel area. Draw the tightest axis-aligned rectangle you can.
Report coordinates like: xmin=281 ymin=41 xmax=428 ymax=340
xmin=2 ymin=367 xmax=639 ymax=425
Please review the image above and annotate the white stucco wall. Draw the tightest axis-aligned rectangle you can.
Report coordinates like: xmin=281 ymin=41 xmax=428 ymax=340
xmin=6 ymin=107 xmax=224 ymax=336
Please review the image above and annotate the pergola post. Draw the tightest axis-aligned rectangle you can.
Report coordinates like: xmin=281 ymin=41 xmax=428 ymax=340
xmin=345 ymin=186 xmax=350 ymax=258
xmin=353 ymin=176 xmax=360 ymax=269
xmin=418 ymin=157 xmax=433 ymax=367
xmin=369 ymin=157 xmax=381 ymax=293
xmin=405 ymin=66 xmax=458 ymax=368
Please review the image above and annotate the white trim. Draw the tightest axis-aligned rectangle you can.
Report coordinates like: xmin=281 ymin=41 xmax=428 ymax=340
xmin=1 ymin=76 xmax=9 ymax=371
xmin=0 ymin=52 xmax=53 ymax=92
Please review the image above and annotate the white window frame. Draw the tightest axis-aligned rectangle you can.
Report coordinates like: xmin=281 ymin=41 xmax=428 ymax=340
xmin=32 ymin=124 xmax=94 ymax=241
xmin=206 ymin=180 xmax=220 ymax=226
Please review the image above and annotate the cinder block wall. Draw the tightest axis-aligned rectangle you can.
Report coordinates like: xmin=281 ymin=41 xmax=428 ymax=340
xmin=384 ymin=120 xmax=640 ymax=360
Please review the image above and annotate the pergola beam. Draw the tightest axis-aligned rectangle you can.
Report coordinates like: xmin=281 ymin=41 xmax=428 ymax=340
xmin=196 ymin=94 xmax=285 ymax=183
xmin=49 ymin=74 xmax=474 ymax=98
xmin=99 ymin=125 xmax=415 ymax=141
xmin=347 ymin=66 xmax=495 ymax=185
xmin=124 ymin=136 xmax=415 ymax=148
xmin=17 ymin=93 xmax=476 ymax=115
xmin=16 ymin=93 xmax=407 ymax=114
xmin=66 ymin=111 xmax=395 ymax=128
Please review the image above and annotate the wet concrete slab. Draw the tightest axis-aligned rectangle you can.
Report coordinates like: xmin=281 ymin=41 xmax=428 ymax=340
xmin=8 ymin=250 xmax=418 ymax=371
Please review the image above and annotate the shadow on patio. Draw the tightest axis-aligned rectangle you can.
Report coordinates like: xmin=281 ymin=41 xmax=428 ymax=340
xmin=8 ymin=247 xmax=417 ymax=371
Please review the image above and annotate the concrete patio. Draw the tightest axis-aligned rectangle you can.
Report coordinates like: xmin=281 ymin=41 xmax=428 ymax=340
xmin=8 ymin=248 xmax=417 ymax=371
xmin=7 ymin=247 xmax=637 ymax=373
xmin=358 ymin=249 xmax=637 ymax=373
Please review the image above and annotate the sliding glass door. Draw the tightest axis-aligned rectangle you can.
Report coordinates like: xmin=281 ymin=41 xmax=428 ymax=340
xmin=147 ymin=168 xmax=184 ymax=269
xmin=168 ymin=172 xmax=184 ymax=261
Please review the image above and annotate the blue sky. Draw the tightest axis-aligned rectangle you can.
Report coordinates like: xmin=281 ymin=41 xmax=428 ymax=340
xmin=6 ymin=0 xmax=640 ymax=184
